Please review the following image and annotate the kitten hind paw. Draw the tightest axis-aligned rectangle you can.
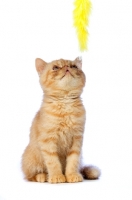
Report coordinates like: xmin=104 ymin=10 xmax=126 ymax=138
xmin=35 ymin=173 xmax=46 ymax=183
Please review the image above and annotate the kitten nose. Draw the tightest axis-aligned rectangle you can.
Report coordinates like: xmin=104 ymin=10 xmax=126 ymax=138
xmin=64 ymin=65 xmax=69 ymax=71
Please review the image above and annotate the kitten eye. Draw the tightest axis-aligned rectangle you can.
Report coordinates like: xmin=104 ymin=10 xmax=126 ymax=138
xmin=70 ymin=65 xmax=78 ymax=69
xmin=53 ymin=65 xmax=59 ymax=70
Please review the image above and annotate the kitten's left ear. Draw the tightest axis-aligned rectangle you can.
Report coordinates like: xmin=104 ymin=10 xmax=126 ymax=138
xmin=74 ymin=57 xmax=82 ymax=69
xmin=35 ymin=58 xmax=47 ymax=75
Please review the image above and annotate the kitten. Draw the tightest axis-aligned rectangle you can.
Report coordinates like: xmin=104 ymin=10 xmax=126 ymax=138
xmin=22 ymin=57 xmax=101 ymax=183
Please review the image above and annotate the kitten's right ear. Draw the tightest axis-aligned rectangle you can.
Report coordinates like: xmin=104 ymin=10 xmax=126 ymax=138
xmin=74 ymin=57 xmax=82 ymax=69
xmin=35 ymin=58 xmax=47 ymax=75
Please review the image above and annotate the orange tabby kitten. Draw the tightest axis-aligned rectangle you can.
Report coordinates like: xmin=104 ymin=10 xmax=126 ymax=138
xmin=22 ymin=57 xmax=100 ymax=183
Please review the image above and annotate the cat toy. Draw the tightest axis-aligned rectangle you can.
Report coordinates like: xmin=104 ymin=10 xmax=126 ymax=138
xmin=73 ymin=0 xmax=92 ymax=51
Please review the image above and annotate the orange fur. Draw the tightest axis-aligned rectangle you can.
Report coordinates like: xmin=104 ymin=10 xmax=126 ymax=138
xmin=21 ymin=57 xmax=101 ymax=183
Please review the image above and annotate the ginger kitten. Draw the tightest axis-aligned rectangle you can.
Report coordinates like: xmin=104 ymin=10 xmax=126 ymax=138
xmin=22 ymin=57 xmax=100 ymax=183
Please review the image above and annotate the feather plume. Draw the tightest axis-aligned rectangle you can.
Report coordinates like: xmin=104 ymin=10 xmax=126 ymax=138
xmin=73 ymin=0 xmax=92 ymax=51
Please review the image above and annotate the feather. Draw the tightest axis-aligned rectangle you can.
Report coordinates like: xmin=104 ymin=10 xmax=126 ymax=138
xmin=73 ymin=0 xmax=92 ymax=51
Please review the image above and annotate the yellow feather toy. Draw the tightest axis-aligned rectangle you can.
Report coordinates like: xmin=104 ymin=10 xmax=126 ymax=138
xmin=73 ymin=0 xmax=92 ymax=51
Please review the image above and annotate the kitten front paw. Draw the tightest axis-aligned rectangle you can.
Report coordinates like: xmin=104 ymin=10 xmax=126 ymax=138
xmin=66 ymin=173 xmax=83 ymax=183
xmin=48 ymin=174 xmax=66 ymax=183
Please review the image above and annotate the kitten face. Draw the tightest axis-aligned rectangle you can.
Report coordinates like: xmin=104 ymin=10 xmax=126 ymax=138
xmin=35 ymin=57 xmax=86 ymax=95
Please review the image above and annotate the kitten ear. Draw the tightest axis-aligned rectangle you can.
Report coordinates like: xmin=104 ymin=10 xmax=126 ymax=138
xmin=74 ymin=57 xmax=82 ymax=68
xmin=35 ymin=58 xmax=47 ymax=75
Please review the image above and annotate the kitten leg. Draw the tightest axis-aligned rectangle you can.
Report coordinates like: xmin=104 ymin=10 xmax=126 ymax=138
xmin=65 ymin=135 xmax=83 ymax=183
xmin=22 ymin=144 xmax=47 ymax=182
xmin=39 ymin=141 xmax=66 ymax=183
xmin=35 ymin=173 xmax=47 ymax=182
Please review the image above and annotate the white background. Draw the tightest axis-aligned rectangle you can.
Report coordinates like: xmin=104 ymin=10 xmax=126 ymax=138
xmin=0 ymin=0 xmax=132 ymax=199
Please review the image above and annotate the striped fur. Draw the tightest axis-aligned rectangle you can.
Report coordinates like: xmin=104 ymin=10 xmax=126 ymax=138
xmin=22 ymin=57 xmax=100 ymax=183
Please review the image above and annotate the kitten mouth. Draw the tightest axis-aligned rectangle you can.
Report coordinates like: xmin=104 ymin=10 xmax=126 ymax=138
xmin=61 ymin=69 xmax=73 ymax=79
xmin=66 ymin=69 xmax=70 ymax=73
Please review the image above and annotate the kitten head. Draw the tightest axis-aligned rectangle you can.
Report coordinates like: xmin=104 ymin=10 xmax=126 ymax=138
xmin=35 ymin=57 xmax=86 ymax=97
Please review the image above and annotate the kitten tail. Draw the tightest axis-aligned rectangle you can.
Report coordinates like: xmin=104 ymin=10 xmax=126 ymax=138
xmin=81 ymin=166 xmax=101 ymax=180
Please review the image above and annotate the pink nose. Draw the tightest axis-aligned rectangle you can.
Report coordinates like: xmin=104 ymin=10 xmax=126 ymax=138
xmin=64 ymin=65 xmax=69 ymax=71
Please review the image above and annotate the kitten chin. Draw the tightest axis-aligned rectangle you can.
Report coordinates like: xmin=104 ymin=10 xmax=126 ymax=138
xmin=21 ymin=57 xmax=101 ymax=183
